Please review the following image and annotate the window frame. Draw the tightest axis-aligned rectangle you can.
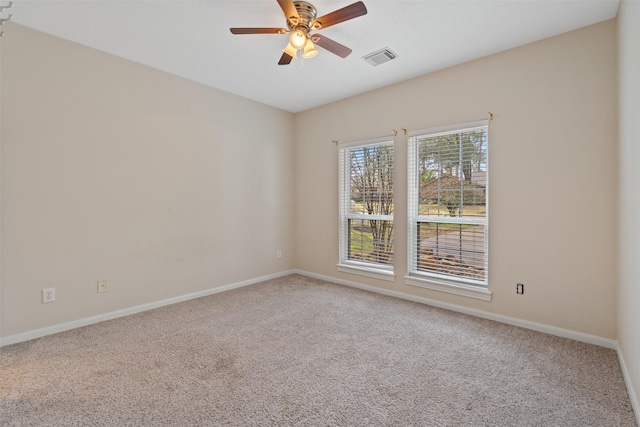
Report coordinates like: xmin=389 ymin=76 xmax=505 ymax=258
xmin=337 ymin=137 xmax=396 ymax=282
xmin=405 ymin=121 xmax=491 ymax=300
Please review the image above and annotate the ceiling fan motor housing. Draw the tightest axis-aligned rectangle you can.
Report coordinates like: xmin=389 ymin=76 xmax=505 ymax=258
xmin=288 ymin=1 xmax=317 ymax=31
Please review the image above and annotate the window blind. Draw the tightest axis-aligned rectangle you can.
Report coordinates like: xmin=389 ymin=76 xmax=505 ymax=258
xmin=408 ymin=124 xmax=488 ymax=285
xmin=339 ymin=140 xmax=394 ymax=268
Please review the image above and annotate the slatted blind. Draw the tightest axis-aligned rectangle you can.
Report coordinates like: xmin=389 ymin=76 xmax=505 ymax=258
xmin=408 ymin=124 xmax=488 ymax=285
xmin=339 ymin=140 xmax=394 ymax=267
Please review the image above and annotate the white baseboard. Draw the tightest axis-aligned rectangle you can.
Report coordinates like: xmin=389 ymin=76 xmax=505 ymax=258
xmin=0 ymin=270 xmax=295 ymax=347
xmin=616 ymin=343 xmax=640 ymax=425
xmin=294 ymin=269 xmax=617 ymax=350
xmin=4 ymin=268 xmax=617 ymax=351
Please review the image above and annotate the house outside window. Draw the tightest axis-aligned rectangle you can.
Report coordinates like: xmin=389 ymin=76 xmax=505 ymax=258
xmin=338 ymin=138 xmax=395 ymax=281
xmin=406 ymin=122 xmax=489 ymax=298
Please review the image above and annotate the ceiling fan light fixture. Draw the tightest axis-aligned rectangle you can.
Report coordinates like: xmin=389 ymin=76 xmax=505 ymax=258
xmin=303 ymin=38 xmax=318 ymax=58
xmin=283 ymin=42 xmax=298 ymax=58
xmin=289 ymin=29 xmax=307 ymax=49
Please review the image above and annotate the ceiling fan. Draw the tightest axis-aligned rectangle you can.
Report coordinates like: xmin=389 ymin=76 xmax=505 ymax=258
xmin=230 ymin=0 xmax=367 ymax=65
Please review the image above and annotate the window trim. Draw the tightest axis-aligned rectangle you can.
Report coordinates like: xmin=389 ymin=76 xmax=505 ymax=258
xmin=337 ymin=262 xmax=396 ymax=282
xmin=404 ymin=274 xmax=492 ymax=301
xmin=338 ymin=137 xmax=395 ymax=280
xmin=405 ymin=120 xmax=490 ymax=298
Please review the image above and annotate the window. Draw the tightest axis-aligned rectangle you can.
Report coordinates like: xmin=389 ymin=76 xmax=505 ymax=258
xmin=407 ymin=122 xmax=489 ymax=297
xmin=338 ymin=139 xmax=395 ymax=281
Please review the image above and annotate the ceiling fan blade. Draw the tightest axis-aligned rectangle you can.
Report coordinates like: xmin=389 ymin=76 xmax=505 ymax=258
xmin=313 ymin=34 xmax=352 ymax=58
xmin=277 ymin=0 xmax=300 ymax=21
xmin=278 ymin=52 xmax=294 ymax=65
xmin=311 ymin=1 xmax=367 ymax=30
xmin=230 ymin=28 xmax=287 ymax=35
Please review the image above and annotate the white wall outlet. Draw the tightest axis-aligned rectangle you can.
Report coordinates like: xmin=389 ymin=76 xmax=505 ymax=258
xmin=276 ymin=249 xmax=282 ymax=259
xmin=97 ymin=279 xmax=108 ymax=293
xmin=42 ymin=288 xmax=55 ymax=303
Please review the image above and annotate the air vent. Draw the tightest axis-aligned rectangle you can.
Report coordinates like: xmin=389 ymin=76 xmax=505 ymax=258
xmin=363 ymin=48 xmax=397 ymax=66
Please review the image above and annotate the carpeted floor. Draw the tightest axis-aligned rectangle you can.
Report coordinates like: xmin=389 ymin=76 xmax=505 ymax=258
xmin=0 ymin=274 xmax=636 ymax=426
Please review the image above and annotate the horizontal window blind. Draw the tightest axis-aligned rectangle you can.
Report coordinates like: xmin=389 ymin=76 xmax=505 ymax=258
xmin=416 ymin=222 xmax=486 ymax=281
xmin=408 ymin=124 xmax=488 ymax=285
xmin=416 ymin=127 xmax=487 ymax=219
xmin=339 ymin=140 xmax=394 ymax=267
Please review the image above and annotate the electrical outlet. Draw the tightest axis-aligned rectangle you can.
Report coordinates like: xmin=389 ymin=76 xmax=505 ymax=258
xmin=97 ymin=279 xmax=108 ymax=293
xmin=42 ymin=288 xmax=56 ymax=303
xmin=516 ymin=283 xmax=524 ymax=295
xmin=276 ymin=250 xmax=282 ymax=259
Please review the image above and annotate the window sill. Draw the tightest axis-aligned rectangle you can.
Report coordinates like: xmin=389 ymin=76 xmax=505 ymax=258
xmin=337 ymin=263 xmax=395 ymax=282
xmin=404 ymin=274 xmax=492 ymax=301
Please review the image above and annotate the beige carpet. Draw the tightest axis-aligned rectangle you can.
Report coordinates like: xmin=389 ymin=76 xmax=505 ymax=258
xmin=0 ymin=274 xmax=636 ymax=426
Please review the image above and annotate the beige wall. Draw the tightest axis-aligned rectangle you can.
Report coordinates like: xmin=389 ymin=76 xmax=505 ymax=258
xmin=295 ymin=20 xmax=618 ymax=339
xmin=0 ymin=24 xmax=295 ymax=337
xmin=617 ymin=0 xmax=640 ymax=415
xmin=0 ymin=19 xmax=623 ymax=348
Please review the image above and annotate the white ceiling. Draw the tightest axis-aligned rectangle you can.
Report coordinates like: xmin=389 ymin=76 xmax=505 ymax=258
xmin=7 ymin=0 xmax=619 ymax=113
